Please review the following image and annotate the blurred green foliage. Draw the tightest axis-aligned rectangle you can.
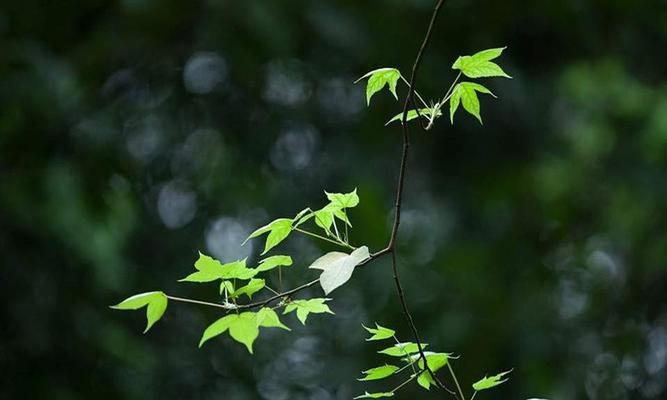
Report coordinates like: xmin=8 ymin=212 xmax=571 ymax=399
xmin=1 ymin=0 xmax=666 ymax=399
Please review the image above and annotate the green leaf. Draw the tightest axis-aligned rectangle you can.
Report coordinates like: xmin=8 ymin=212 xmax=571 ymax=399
xmin=325 ymin=189 xmax=359 ymax=209
xmin=256 ymin=307 xmax=291 ymax=331
xmin=385 ymin=108 xmax=442 ymax=125
xmin=418 ymin=352 xmax=450 ymax=372
xmin=199 ymin=314 xmax=236 ymax=347
xmin=449 ymin=82 xmax=495 ymax=124
xmin=228 ymin=312 xmax=259 ymax=353
xmin=179 ymin=253 xmax=256 ymax=282
xmin=363 ymin=323 xmax=396 ymax=341
xmin=417 ymin=371 xmax=434 ymax=390
xmin=313 ymin=207 xmax=335 ymax=231
xmin=283 ymin=298 xmax=334 ymax=325
xmin=309 ymin=246 xmax=370 ymax=295
xmin=199 ymin=312 xmax=259 ymax=353
xmin=179 ymin=252 xmax=225 ymax=282
xmin=230 ymin=278 xmax=265 ymax=300
xmin=378 ymin=342 xmax=428 ymax=357
xmin=356 ymin=68 xmax=401 ymax=105
xmin=354 ymin=392 xmax=394 ymax=399
xmin=452 ymin=47 xmax=511 ymax=78
xmin=219 ymin=280 xmax=235 ymax=295
xmin=220 ymin=259 xmax=257 ymax=280
xmin=111 ymin=291 xmax=168 ymax=333
xmin=256 ymin=255 xmax=293 ymax=272
xmin=472 ymin=369 xmax=512 ymax=391
xmin=245 ymin=218 xmax=293 ymax=255
xmin=358 ymin=364 xmax=399 ymax=381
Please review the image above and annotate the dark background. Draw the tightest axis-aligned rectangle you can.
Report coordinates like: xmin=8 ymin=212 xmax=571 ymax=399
xmin=2 ymin=0 xmax=666 ymax=399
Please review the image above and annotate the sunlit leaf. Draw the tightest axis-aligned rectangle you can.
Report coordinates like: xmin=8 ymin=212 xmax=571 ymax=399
xmin=449 ymin=82 xmax=495 ymax=124
xmin=244 ymin=218 xmax=293 ymax=255
xmin=111 ymin=291 xmax=168 ymax=333
xmin=417 ymin=371 xmax=434 ymax=390
xmin=452 ymin=47 xmax=511 ymax=78
xmin=256 ymin=307 xmax=290 ymax=331
xmin=358 ymin=364 xmax=399 ymax=381
xmin=256 ymin=255 xmax=293 ymax=272
xmin=472 ymin=369 xmax=512 ymax=391
xmin=325 ymin=189 xmax=359 ymax=209
xmin=356 ymin=68 xmax=401 ymax=105
xmin=219 ymin=280 xmax=235 ymax=295
xmin=363 ymin=323 xmax=395 ymax=341
xmin=309 ymin=246 xmax=370 ymax=295
xmin=417 ymin=352 xmax=450 ymax=372
xmin=230 ymin=278 xmax=265 ymax=300
xmin=179 ymin=253 xmax=256 ymax=282
xmin=199 ymin=312 xmax=259 ymax=353
xmin=283 ymin=298 xmax=334 ymax=325
xmin=353 ymin=392 xmax=394 ymax=399
xmin=228 ymin=312 xmax=259 ymax=353
xmin=378 ymin=342 xmax=428 ymax=357
xmin=385 ymin=108 xmax=442 ymax=125
xmin=199 ymin=314 xmax=236 ymax=347
xmin=179 ymin=252 xmax=225 ymax=282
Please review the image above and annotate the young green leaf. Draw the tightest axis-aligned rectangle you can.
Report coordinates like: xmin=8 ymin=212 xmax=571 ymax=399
xmin=244 ymin=218 xmax=293 ymax=255
xmin=417 ymin=371 xmax=434 ymax=390
xmin=199 ymin=314 xmax=236 ymax=347
xmin=385 ymin=108 xmax=442 ymax=125
xmin=283 ymin=298 xmax=334 ymax=325
xmin=472 ymin=369 xmax=512 ymax=391
xmin=353 ymin=392 xmax=395 ymax=399
xmin=228 ymin=312 xmax=260 ymax=353
xmin=111 ymin=291 xmax=168 ymax=333
xmin=179 ymin=252 xmax=226 ymax=282
xmin=358 ymin=364 xmax=400 ymax=381
xmin=221 ymin=259 xmax=257 ymax=280
xmin=256 ymin=307 xmax=291 ymax=331
xmin=452 ymin=47 xmax=511 ymax=78
xmin=313 ymin=207 xmax=335 ymax=232
xmin=378 ymin=342 xmax=428 ymax=357
xmin=363 ymin=323 xmax=395 ymax=341
xmin=219 ymin=280 xmax=235 ymax=295
xmin=256 ymin=255 xmax=293 ymax=272
xmin=230 ymin=278 xmax=265 ymax=300
xmin=418 ymin=352 xmax=449 ymax=372
xmin=199 ymin=312 xmax=260 ymax=353
xmin=449 ymin=82 xmax=495 ymax=124
xmin=325 ymin=189 xmax=359 ymax=209
xmin=355 ymin=68 xmax=401 ymax=105
xmin=309 ymin=246 xmax=370 ymax=295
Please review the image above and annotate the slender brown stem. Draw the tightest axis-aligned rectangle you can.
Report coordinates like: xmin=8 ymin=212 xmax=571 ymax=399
xmin=385 ymin=0 xmax=450 ymax=393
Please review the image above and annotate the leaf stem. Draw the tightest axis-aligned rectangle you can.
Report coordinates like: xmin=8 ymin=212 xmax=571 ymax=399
xmin=448 ymin=362 xmax=466 ymax=400
xmin=294 ymin=227 xmax=354 ymax=250
xmin=399 ymin=75 xmax=429 ymax=109
xmin=393 ymin=334 xmax=418 ymax=375
xmin=440 ymin=71 xmax=462 ymax=104
xmin=166 ymin=295 xmax=232 ymax=310
xmin=390 ymin=371 xmax=420 ymax=394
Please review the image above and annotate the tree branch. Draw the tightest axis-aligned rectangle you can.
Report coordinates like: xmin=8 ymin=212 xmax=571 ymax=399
xmin=387 ymin=0 xmax=451 ymax=393
xmin=169 ymin=3 xmax=456 ymax=396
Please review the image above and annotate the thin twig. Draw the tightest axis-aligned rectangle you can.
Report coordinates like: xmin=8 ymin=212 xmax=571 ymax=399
xmin=448 ymin=362 xmax=467 ymax=400
xmin=388 ymin=0 xmax=450 ymax=392
xmin=294 ymin=227 xmax=354 ymax=250
xmin=390 ymin=371 xmax=421 ymax=394
xmin=166 ymin=295 xmax=230 ymax=310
